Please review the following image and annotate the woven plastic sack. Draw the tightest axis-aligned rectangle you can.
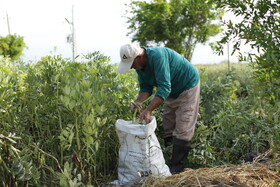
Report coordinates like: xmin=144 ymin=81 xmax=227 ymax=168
xmin=114 ymin=116 xmax=171 ymax=185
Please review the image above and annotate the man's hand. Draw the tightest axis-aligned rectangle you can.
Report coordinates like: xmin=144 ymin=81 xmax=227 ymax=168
xmin=139 ymin=109 xmax=152 ymax=124
xmin=130 ymin=102 xmax=142 ymax=116
xmin=130 ymin=92 xmax=150 ymax=116
xmin=139 ymin=96 xmax=163 ymax=124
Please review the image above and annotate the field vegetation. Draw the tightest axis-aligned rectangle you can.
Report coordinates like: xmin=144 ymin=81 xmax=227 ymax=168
xmin=0 ymin=0 xmax=279 ymax=186
xmin=0 ymin=53 xmax=279 ymax=186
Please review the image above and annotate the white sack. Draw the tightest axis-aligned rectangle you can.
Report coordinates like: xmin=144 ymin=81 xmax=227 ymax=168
xmin=115 ymin=116 xmax=171 ymax=185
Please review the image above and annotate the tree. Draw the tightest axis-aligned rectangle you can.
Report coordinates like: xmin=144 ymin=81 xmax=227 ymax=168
xmin=215 ymin=0 xmax=280 ymax=100
xmin=0 ymin=34 xmax=27 ymax=61
xmin=125 ymin=0 xmax=223 ymax=61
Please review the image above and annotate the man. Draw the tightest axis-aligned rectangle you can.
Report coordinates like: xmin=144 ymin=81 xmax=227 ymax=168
xmin=117 ymin=43 xmax=200 ymax=174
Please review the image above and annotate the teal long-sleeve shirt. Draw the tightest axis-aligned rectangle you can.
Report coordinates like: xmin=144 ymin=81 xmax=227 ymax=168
xmin=136 ymin=47 xmax=200 ymax=99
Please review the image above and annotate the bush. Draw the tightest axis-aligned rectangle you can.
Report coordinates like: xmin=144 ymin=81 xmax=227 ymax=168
xmin=189 ymin=64 xmax=280 ymax=167
xmin=0 ymin=53 xmax=138 ymax=186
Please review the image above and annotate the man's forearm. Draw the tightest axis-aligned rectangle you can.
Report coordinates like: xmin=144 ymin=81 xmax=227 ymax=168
xmin=145 ymin=96 xmax=164 ymax=113
xmin=135 ymin=92 xmax=150 ymax=104
xmin=138 ymin=95 xmax=164 ymax=124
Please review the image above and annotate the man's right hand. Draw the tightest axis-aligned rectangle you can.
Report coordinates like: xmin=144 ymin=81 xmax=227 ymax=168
xmin=130 ymin=102 xmax=142 ymax=116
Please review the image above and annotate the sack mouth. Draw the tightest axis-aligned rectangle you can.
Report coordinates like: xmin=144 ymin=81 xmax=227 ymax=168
xmin=115 ymin=116 xmax=156 ymax=136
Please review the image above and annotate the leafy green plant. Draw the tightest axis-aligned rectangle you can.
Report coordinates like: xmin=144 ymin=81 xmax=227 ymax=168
xmin=0 ymin=52 xmax=139 ymax=186
xmin=215 ymin=0 xmax=280 ymax=101
xmin=200 ymin=70 xmax=240 ymax=125
xmin=189 ymin=121 xmax=217 ymax=167
xmin=0 ymin=133 xmax=39 ymax=187
xmin=190 ymin=64 xmax=279 ymax=166
xmin=0 ymin=34 xmax=27 ymax=61
xmin=58 ymin=162 xmax=84 ymax=187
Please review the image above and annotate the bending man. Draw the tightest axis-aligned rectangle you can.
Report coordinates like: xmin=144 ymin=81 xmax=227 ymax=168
xmin=117 ymin=43 xmax=200 ymax=174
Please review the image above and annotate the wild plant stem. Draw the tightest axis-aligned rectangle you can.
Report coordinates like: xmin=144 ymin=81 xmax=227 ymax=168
xmin=132 ymin=96 xmax=152 ymax=124
xmin=75 ymin=117 xmax=80 ymax=151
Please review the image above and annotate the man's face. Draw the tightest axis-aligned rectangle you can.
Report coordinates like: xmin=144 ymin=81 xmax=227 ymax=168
xmin=131 ymin=56 xmax=143 ymax=70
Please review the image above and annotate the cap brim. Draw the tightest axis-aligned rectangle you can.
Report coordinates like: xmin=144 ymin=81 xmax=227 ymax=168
xmin=117 ymin=61 xmax=133 ymax=74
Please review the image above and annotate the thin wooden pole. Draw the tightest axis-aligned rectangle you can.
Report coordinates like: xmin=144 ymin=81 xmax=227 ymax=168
xmin=72 ymin=5 xmax=76 ymax=61
xmin=6 ymin=12 xmax=11 ymax=35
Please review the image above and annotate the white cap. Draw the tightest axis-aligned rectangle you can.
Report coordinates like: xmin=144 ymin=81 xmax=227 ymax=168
xmin=118 ymin=43 xmax=141 ymax=74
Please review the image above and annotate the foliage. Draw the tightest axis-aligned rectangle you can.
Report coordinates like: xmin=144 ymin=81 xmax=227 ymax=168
xmin=0 ymin=34 xmax=27 ymax=61
xmin=0 ymin=53 xmax=138 ymax=186
xmin=191 ymin=63 xmax=280 ymax=167
xmin=214 ymin=0 xmax=280 ymax=101
xmin=0 ymin=133 xmax=40 ymax=187
xmin=125 ymin=0 xmax=223 ymax=60
xmin=0 ymin=54 xmax=279 ymax=185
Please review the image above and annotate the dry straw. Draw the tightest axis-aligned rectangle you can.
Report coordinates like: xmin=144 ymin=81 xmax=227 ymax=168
xmin=140 ymin=150 xmax=280 ymax=187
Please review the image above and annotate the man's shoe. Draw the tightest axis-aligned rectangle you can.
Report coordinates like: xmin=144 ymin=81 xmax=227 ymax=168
xmin=169 ymin=138 xmax=191 ymax=174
